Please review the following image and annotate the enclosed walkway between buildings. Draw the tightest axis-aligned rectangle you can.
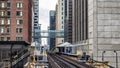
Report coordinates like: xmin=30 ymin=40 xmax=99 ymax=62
xmin=33 ymin=30 xmax=64 ymax=38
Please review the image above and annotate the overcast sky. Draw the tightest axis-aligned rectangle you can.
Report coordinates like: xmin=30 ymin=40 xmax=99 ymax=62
xmin=39 ymin=0 xmax=58 ymax=30
xmin=39 ymin=0 xmax=58 ymax=45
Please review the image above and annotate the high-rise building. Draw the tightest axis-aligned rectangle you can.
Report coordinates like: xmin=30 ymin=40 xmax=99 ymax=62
xmin=0 ymin=0 xmax=33 ymax=43
xmin=47 ymin=26 xmax=50 ymax=48
xmin=72 ymin=0 xmax=88 ymax=56
xmin=64 ymin=0 xmax=72 ymax=43
xmin=56 ymin=0 xmax=72 ymax=44
xmin=72 ymin=0 xmax=88 ymax=45
xmin=55 ymin=4 xmax=59 ymax=46
xmin=33 ymin=0 xmax=41 ymax=43
xmin=57 ymin=0 xmax=65 ymax=44
xmin=88 ymin=0 xmax=120 ymax=67
xmin=49 ymin=10 xmax=56 ymax=50
xmin=72 ymin=0 xmax=120 ymax=67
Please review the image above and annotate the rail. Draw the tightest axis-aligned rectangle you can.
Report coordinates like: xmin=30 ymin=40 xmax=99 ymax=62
xmin=47 ymin=54 xmax=61 ymax=68
xmin=48 ymin=53 xmax=94 ymax=68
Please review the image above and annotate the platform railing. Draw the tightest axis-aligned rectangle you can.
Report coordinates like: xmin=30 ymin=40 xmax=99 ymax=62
xmin=12 ymin=51 xmax=30 ymax=66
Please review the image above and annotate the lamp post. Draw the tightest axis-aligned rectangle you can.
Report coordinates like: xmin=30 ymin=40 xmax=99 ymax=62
xmin=114 ymin=50 xmax=118 ymax=68
xmin=102 ymin=51 xmax=105 ymax=62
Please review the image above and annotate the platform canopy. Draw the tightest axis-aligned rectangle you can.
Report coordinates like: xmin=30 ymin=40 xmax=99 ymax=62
xmin=0 ymin=41 xmax=30 ymax=50
xmin=56 ymin=42 xmax=79 ymax=47
xmin=56 ymin=42 xmax=72 ymax=47
xmin=0 ymin=41 xmax=30 ymax=45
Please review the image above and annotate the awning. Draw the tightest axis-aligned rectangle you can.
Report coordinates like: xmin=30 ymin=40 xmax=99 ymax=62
xmin=56 ymin=42 xmax=72 ymax=47
xmin=0 ymin=41 xmax=30 ymax=45
xmin=0 ymin=41 xmax=30 ymax=49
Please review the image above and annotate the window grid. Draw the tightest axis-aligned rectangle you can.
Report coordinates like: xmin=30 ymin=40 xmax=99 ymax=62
xmin=16 ymin=28 xmax=22 ymax=33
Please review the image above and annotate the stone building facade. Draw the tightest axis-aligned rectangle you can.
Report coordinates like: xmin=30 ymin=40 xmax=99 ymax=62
xmin=88 ymin=0 xmax=120 ymax=67
xmin=72 ymin=0 xmax=120 ymax=67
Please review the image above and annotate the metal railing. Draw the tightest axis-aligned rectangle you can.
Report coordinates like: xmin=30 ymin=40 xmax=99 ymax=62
xmin=12 ymin=51 xmax=30 ymax=66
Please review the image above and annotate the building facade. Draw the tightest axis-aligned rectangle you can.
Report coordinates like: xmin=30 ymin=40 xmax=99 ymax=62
xmin=72 ymin=0 xmax=120 ymax=67
xmin=56 ymin=0 xmax=73 ymax=44
xmin=56 ymin=0 xmax=65 ymax=44
xmin=64 ymin=0 xmax=72 ymax=43
xmin=49 ymin=10 xmax=56 ymax=50
xmin=72 ymin=0 xmax=88 ymax=51
xmin=88 ymin=0 xmax=120 ymax=67
xmin=47 ymin=26 xmax=50 ymax=49
xmin=55 ymin=5 xmax=59 ymax=46
xmin=72 ymin=0 xmax=88 ymax=44
xmin=33 ymin=0 xmax=41 ymax=43
xmin=0 ymin=0 xmax=33 ymax=43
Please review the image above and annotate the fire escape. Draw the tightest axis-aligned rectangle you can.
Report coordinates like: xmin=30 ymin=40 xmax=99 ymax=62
xmin=0 ymin=0 xmax=10 ymax=67
xmin=0 ymin=0 xmax=10 ymax=41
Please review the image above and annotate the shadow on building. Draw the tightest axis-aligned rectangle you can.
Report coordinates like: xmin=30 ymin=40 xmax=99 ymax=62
xmin=0 ymin=41 xmax=30 ymax=68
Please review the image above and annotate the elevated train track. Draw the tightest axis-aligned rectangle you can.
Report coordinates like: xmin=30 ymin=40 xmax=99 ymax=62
xmin=48 ymin=53 xmax=94 ymax=68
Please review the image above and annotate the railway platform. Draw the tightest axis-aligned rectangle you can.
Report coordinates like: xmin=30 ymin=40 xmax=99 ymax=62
xmin=47 ymin=53 xmax=114 ymax=68
xmin=48 ymin=53 xmax=94 ymax=68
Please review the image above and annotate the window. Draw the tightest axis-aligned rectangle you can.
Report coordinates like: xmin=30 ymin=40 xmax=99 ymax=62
xmin=62 ymin=21 xmax=63 ymax=24
xmin=17 ymin=19 xmax=23 ymax=25
xmin=34 ymin=27 xmax=38 ymax=29
xmin=34 ymin=13 xmax=37 ymax=15
xmin=7 ymin=11 xmax=11 ymax=16
xmin=35 ymin=16 xmax=38 ymax=17
xmin=7 ymin=2 xmax=11 ymax=8
xmin=7 ymin=19 xmax=10 ymax=24
xmin=7 ymin=28 xmax=10 ymax=33
xmin=1 ymin=11 xmax=4 ymax=16
xmin=7 ymin=37 xmax=10 ymax=41
xmin=0 ymin=27 xmax=4 ymax=33
xmin=1 ymin=19 xmax=4 ymax=25
xmin=62 ymin=40 xmax=64 ymax=43
xmin=62 ymin=12 xmax=63 ymax=15
xmin=62 ymin=17 xmax=63 ymax=19
xmin=17 ymin=2 xmax=23 ymax=8
xmin=0 ymin=37 xmax=4 ymax=41
xmin=16 ymin=37 xmax=22 ymax=41
xmin=62 ymin=7 xmax=63 ymax=10
xmin=16 ymin=11 xmax=23 ymax=16
xmin=1 ymin=2 xmax=5 ymax=8
xmin=16 ymin=28 xmax=22 ymax=33
xmin=34 ymin=24 xmax=37 ymax=26
xmin=34 ymin=22 xmax=38 ymax=23
xmin=62 ymin=3 xmax=63 ymax=6
xmin=62 ymin=26 xmax=63 ymax=29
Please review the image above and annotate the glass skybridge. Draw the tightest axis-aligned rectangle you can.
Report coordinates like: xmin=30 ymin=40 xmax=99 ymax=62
xmin=33 ymin=30 xmax=64 ymax=38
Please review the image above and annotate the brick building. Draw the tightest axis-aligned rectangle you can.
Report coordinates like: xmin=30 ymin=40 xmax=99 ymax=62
xmin=0 ymin=0 xmax=33 ymax=43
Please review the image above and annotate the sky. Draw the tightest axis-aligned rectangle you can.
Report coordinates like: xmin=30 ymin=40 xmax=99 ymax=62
xmin=39 ymin=0 xmax=58 ymax=30
xmin=39 ymin=0 xmax=58 ymax=45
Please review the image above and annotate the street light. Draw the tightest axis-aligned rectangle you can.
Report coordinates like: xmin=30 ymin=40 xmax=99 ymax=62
xmin=114 ymin=50 xmax=118 ymax=68
xmin=102 ymin=51 xmax=105 ymax=62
